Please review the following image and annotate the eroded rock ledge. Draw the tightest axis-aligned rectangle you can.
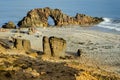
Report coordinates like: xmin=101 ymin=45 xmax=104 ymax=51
xmin=17 ymin=7 xmax=103 ymax=28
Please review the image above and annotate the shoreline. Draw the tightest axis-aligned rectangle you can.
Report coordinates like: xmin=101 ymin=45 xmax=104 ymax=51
xmin=89 ymin=26 xmax=120 ymax=35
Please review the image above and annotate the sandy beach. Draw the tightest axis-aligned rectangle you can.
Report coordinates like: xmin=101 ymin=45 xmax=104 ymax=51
xmin=1 ymin=0 xmax=120 ymax=79
xmin=0 ymin=27 xmax=120 ymax=79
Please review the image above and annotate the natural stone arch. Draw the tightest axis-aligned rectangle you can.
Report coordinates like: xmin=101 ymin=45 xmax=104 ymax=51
xmin=47 ymin=15 xmax=58 ymax=26
xmin=48 ymin=16 xmax=55 ymax=26
xmin=17 ymin=7 xmax=103 ymax=28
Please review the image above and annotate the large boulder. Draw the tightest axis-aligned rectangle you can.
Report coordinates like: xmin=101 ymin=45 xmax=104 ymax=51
xmin=43 ymin=36 xmax=51 ymax=56
xmin=2 ymin=21 xmax=16 ymax=29
xmin=14 ymin=38 xmax=31 ymax=51
xmin=17 ymin=7 xmax=103 ymax=28
xmin=42 ymin=36 xmax=66 ymax=57
xmin=49 ymin=36 xmax=66 ymax=57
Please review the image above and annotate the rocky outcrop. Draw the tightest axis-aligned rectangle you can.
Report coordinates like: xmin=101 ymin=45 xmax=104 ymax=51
xmin=43 ymin=36 xmax=66 ymax=57
xmin=49 ymin=36 xmax=66 ymax=57
xmin=2 ymin=21 xmax=16 ymax=29
xmin=17 ymin=7 xmax=103 ymax=28
xmin=43 ymin=36 xmax=51 ymax=56
xmin=14 ymin=39 xmax=31 ymax=51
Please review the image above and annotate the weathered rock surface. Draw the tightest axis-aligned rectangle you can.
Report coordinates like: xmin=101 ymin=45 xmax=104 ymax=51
xmin=43 ymin=36 xmax=66 ymax=57
xmin=14 ymin=38 xmax=31 ymax=51
xmin=2 ymin=21 xmax=16 ymax=29
xmin=49 ymin=36 xmax=66 ymax=57
xmin=43 ymin=36 xmax=51 ymax=56
xmin=17 ymin=7 xmax=103 ymax=28
xmin=22 ymin=39 xmax=31 ymax=51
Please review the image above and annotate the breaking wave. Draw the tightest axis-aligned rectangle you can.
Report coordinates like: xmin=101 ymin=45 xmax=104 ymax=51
xmin=97 ymin=17 xmax=120 ymax=31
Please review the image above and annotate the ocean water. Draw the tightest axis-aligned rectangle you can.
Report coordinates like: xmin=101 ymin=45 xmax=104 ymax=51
xmin=0 ymin=0 xmax=120 ymax=33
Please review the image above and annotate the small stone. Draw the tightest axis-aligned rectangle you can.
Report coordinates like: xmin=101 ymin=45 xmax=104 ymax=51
xmin=28 ymin=52 xmax=38 ymax=58
xmin=40 ymin=71 xmax=46 ymax=75
xmin=77 ymin=49 xmax=82 ymax=57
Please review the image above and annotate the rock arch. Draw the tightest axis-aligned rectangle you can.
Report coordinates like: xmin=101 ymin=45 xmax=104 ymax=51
xmin=17 ymin=7 xmax=103 ymax=28
xmin=48 ymin=15 xmax=56 ymax=26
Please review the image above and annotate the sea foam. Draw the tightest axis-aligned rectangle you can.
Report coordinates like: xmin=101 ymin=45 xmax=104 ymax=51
xmin=97 ymin=18 xmax=120 ymax=31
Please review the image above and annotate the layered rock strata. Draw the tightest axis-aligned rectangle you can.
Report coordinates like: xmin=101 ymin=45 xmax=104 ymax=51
xmin=18 ymin=7 xmax=103 ymax=28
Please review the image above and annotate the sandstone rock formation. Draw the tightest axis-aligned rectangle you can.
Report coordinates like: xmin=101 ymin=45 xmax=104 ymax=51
xmin=49 ymin=36 xmax=66 ymax=57
xmin=43 ymin=36 xmax=66 ymax=57
xmin=2 ymin=21 xmax=16 ymax=29
xmin=17 ymin=7 xmax=103 ymax=28
xmin=43 ymin=36 xmax=51 ymax=56
xmin=22 ymin=39 xmax=31 ymax=51
xmin=14 ymin=38 xmax=31 ymax=51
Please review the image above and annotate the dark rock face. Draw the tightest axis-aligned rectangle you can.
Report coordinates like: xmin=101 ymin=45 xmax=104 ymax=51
xmin=77 ymin=49 xmax=82 ymax=57
xmin=43 ymin=36 xmax=66 ymax=57
xmin=14 ymin=39 xmax=23 ymax=50
xmin=2 ymin=21 xmax=16 ymax=29
xmin=22 ymin=39 xmax=31 ymax=51
xmin=17 ymin=7 xmax=103 ymax=28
